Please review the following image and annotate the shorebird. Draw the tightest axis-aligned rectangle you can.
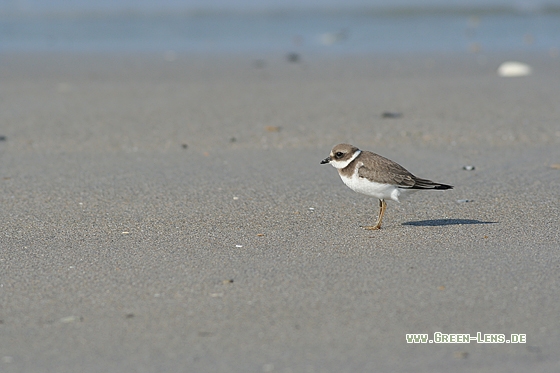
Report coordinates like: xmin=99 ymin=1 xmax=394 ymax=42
xmin=321 ymin=143 xmax=453 ymax=230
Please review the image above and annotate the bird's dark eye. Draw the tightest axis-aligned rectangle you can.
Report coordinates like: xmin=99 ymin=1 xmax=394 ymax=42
xmin=335 ymin=152 xmax=344 ymax=158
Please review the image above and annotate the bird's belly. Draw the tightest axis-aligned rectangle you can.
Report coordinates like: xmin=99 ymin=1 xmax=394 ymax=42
xmin=340 ymin=174 xmax=410 ymax=202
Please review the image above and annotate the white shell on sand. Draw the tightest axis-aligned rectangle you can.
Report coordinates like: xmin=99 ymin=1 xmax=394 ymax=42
xmin=497 ymin=61 xmax=532 ymax=77
xmin=320 ymin=30 xmax=348 ymax=45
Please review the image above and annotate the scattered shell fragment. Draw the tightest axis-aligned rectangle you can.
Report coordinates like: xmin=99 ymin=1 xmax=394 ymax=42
xmin=222 ymin=279 xmax=234 ymax=284
xmin=59 ymin=316 xmax=79 ymax=323
xmin=235 ymin=245 xmax=243 ymax=248
xmin=550 ymin=164 xmax=560 ymax=170
xmin=210 ymin=293 xmax=223 ymax=298
xmin=233 ymin=196 xmax=239 ymax=200
xmin=265 ymin=126 xmax=281 ymax=132
xmin=454 ymin=351 xmax=469 ymax=359
xmin=463 ymin=165 xmax=475 ymax=171
xmin=457 ymin=199 xmax=473 ymax=203
xmin=122 ymin=231 xmax=130 ymax=234
xmin=497 ymin=61 xmax=532 ymax=77
xmin=438 ymin=286 xmax=445 ymax=291
xmin=320 ymin=29 xmax=348 ymax=45
xmin=256 ymin=233 xmax=265 ymax=237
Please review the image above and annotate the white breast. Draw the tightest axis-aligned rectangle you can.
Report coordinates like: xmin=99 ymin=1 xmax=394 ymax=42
xmin=339 ymin=164 xmax=416 ymax=202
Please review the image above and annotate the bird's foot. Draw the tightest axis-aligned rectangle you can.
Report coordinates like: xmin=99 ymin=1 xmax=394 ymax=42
xmin=361 ymin=225 xmax=381 ymax=231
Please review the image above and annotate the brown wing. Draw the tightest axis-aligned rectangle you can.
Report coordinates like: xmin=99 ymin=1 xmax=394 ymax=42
xmin=356 ymin=151 xmax=453 ymax=189
xmin=356 ymin=151 xmax=417 ymax=187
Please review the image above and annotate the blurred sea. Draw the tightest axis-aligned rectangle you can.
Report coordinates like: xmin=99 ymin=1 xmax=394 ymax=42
xmin=0 ymin=0 xmax=559 ymax=54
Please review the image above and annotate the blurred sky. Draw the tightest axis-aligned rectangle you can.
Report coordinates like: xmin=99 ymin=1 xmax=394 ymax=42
xmin=1 ymin=0 xmax=558 ymax=53
xmin=2 ymin=0 xmax=559 ymax=14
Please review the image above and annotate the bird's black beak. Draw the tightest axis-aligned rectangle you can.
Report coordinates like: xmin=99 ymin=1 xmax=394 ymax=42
xmin=320 ymin=157 xmax=331 ymax=165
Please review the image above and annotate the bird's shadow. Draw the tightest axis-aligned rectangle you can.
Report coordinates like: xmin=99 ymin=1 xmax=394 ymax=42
xmin=402 ymin=219 xmax=497 ymax=227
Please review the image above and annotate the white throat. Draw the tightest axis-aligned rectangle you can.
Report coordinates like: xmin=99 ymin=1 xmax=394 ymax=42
xmin=330 ymin=150 xmax=361 ymax=169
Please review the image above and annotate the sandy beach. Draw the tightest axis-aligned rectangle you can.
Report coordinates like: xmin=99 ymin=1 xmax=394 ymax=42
xmin=1 ymin=51 xmax=559 ymax=372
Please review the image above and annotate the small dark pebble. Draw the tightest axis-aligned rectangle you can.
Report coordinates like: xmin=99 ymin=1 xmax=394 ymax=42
xmin=125 ymin=313 xmax=135 ymax=319
xmin=0 ymin=135 xmax=6 ymax=141
xmin=230 ymin=137 xmax=237 ymax=143
xmin=381 ymin=112 xmax=402 ymax=119
xmin=286 ymin=53 xmax=300 ymax=63
xmin=181 ymin=144 xmax=188 ymax=149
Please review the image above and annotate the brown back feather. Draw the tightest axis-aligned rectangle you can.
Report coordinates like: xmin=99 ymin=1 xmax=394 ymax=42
xmin=354 ymin=151 xmax=453 ymax=189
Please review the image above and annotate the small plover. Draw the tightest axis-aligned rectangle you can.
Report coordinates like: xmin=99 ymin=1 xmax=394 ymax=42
xmin=321 ymin=144 xmax=453 ymax=230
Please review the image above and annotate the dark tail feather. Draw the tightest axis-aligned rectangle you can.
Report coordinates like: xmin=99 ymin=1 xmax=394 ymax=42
xmin=432 ymin=183 xmax=453 ymax=190
xmin=411 ymin=177 xmax=453 ymax=190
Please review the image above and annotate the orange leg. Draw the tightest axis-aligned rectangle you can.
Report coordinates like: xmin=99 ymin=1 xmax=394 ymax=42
xmin=362 ymin=199 xmax=387 ymax=230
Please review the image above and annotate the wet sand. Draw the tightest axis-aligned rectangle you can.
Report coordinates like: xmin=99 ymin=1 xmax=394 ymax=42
xmin=0 ymin=51 xmax=559 ymax=372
